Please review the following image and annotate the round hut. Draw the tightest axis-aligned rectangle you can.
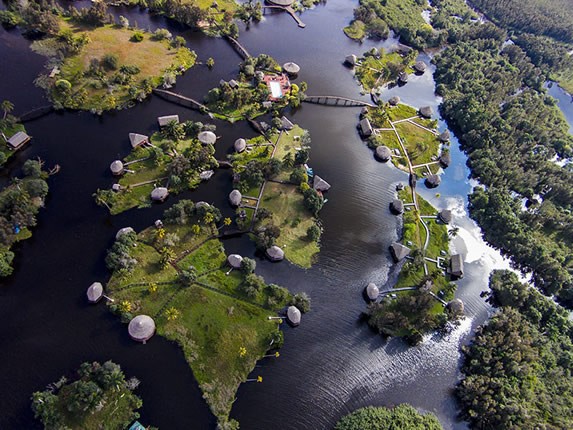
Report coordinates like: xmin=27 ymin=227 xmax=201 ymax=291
xmin=398 ymin=72 xmax=409 ymax=84
xmin=266 ymin=245 xmax=285 ymax=262
xmin=198 ymin=131 xmax=217 ymax=146
xmin=438 ymin=209 xmax=453 ymax=224
xmin=447 ymin=298 xmax=464 ymax=314
xmin=234 ymin=138 xmax=246 ymax=153
xmin=425 ymin=174 xmax=441 ymax=189
xmin=227 ymin=254 xmax=243 ymax=269
xmin=86 ymin=282 xmax=103 ymax=303
xmin=388 ymin=96 xmax=401 ymax=106
xmin=360 ymin=106 xmax=369 ymax=118
xmin=128 ymin=315 xmax=156 ymax=343
xmin=345 ymin=54 xmax=358 ymax=66
xmin=439 ymin=151 xmax=451 ymax=168
xmin=419 ymin=106 xmax=433 ymax=118
xmin=313 ymin=175 xmax=331 ymax=192
xmin=282 ymin=62 xmax=300 ymax=75
xmin=116 ymin=227 xmax=135 ymax=239
xmin=413 ymin=60 xmax=427 ymax=74
xmin=438 ymin=130 xmax=450 ymax=143
xmin=151 ymin=187 xmax=169 ymax=202
xmin=229 ymin=189 xmax=242 ymax=207
xmin=286 ymin=306 xmax=301 ymax=327
xmin=375 ymin=145 xmax=392 ymax=162
xmin=365 ymin=282 xmax=379 ymax=301
xmin=110 ymin=160 xmax=124 ymax=176
xmin=390 ymin=198 xmax=404 ymax=215
xmin=112 ymin=183 xmax=122 ymax=192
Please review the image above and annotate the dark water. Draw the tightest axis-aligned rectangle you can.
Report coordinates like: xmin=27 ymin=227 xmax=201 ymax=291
xmin=547 ymin=83 xmax=573 ymax=134
xmin=0 ymin=1 xmax=514 ymax=429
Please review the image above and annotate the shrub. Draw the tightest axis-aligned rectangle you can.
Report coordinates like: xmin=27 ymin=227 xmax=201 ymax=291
xmin=306 ymin=224 xmax=321 ymax=242
xmin=101 ymin=54 xmax=119 ymax=71
xmin=152 ymin=28 xmax=172 ymax=40
xmin=291 ymin=292 xmax=311 ymax=313
xmin=130 ymin=31 xmax=144 ymax=42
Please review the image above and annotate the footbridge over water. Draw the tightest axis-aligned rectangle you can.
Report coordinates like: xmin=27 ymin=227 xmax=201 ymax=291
xmin=153 ymin=89 xmax=209 ymax=113
xmin=303 ymin=95 xmax=376 ymax=108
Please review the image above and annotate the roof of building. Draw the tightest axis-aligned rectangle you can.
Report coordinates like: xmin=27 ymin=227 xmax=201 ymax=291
xmin=110 ymin=160 xmax=124 ymax=174
xmin=360 ymin=118 xmax=373 ymax=136
xmin=7 ymin=131 xmax=31 ymax=149
xmin=229 ymin=189 xmax=242 ymax=207
xmin=388 ymin=96 xmax=401 ymax=106
xmin=419 ymin=106 xmax=433 ymax=118
xmin=447 ymin=298 xmax=464 ymax=313
xmin=116 ymin=227 xmax=135 ymax=240
xmin=128 ymin=315 xmax=156 ymax=342
xmin=366 ymin=282 xmax=379 ymax=301
xmin=151 ymin=187 xmax=169 ymax=201
xmin=234 ymin=138 xmax=246 ymax=153
xmin=398 ymin=72 xmax=409 ymax=83
xmin=86 ymin=282 xmax=103 ymax=303
xmin=390 ymin=199 xmax=404 ymax=215
xmin=438 ymin=209 xmax=453 ymax=224
xmin=450 ymin=254 xmax=464 ymax=277
xmin=413 ymin=60 xmax=427 ymax=73
xmin=313 ymin=175 xmax=331 ymax=192
xmin=439 ymin=152 xmax=451 ymax=168
xmin=439 ymin=130 xmax=450 ymax=142
xmin=199 ymin=170 xmax=214 ymax=181
xmin=286 ymin=305 xmax=301 ymax=326
xmin=129 ymin=133 xmax=149 ymax=148
xmin=425 ymin=174 xmax=441 ymax=188
xmin=198 ymin=131 xmax=217 ymax=145
xmin=227 ymin=254 xmax=243 ymax=269
xmin=390 ymin=242 xmax=410 ymax=262
xmin=157 ymin=115 xmax=179 ymax=127
xmin=345 ymin=54 xmax=357 ymax=66
xmin=266 ymin=245 xmax=285 ymax=261
xmin=375 ymin=145 xmax=392 ymax=162
xmin=281 ymin=116 xmax=294 ymax=131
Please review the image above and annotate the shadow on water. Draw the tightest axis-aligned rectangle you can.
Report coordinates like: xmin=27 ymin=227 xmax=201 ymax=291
xmin=0 ymin=0 xmax=525 ymax=429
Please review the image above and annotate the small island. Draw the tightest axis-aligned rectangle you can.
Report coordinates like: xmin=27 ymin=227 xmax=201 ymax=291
xmin=94 ymin=120 xmax=218 ymax=215
xmin=104 ymin=201 xmax=310 ymax=427
xmin=229 ymin=121 xmax=325 ymax=268
xmin=0 ymin=100 xmax=31 ymax=166
xmin=31 ymin=361 xmax=148 ymax=430
xmin=335 ymin=404 xmax=443 ymax=430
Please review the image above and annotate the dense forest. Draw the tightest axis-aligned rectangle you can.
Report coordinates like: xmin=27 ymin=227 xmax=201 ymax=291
xmin=335 ymin=404 xmax=443 ymax=430
xmin=457 ymin=270 xmax=573 ymax=429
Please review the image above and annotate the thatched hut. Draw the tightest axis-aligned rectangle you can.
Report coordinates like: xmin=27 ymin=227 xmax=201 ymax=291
xmin=450 ymin=254 xmax=464 ymax=279
xmin=110 ymin=160 xmax=124 ymax=176
xmin=390 ymin=242 xmax=410 ymax=262
xmin=112 ymin=183 xmax=122 ymax=192
xmin=375 ymin=145 xmax=392 ymax=162
xmin=390 ymin=199 xmax=404 ymax=215
xmin=365 ymin=282 xmax=379 ymax=301
xmin=229 ymin=79 xmax=239 ymax=89
xmin=425 ymin=174 xmax=441 ymax=188
xmin=313 ymin=175 xmax=331 ymax=192
xmin=7 ymin=131 xmax=31 ymax=150
xmin=359 ymin=118 xmax=373 ymax=137
xmin=388 ymin=96 xmax=401 ymax=106
xmin=116 ymin=227 xmax=135 ymax=239
xmin=409 ymin=173 xmax=417 ymax=189
xmin=398 ymin=72 xmax=409 ymax=83
xmin=438 ymin=130 xmax=450 ymax=143
xmin=229 ymin=189 xmax=242 ymax=207
xmin=234 ymin=138 xmax=246 ymax=153
xmin=129 ymin=133 xmax=149 ymax=148
xmin=286 ymin=306 xmax=301 ymax=326
xmin=447 ymin=298 xmax=464 ymax=314
xmin=195 ymin=201 xmax=210 ymax=209
xmin=281 ymin=116 xmax=294 ymax=131
xmin=439 ymin=152 xmax=451 ymax=168
xmin=438 ymin=209 xmax=453 ymax=224
xmin=345 ymin=54 xmax=357 ymax=66
xmin=283 ymin=62 xmax=300 ymax=75
xmin=157 ymin=115 xmax=179 ymax=127
xmin=151 ymin=187 xmax=169 ymax=202
xmin=198 ymin=131 xmax=217 ymax=146
xmin=413 ymin=61 xmax=427 ymax=74
xmin=227 ymin=254 xmax=243 ymax=269
xmin=128 ymin=315 xmax=156 ymax=343
xmin=86 ymin=282 xmax=103 ymax=303
xmin=266 ymin=245 xmax=285 ymax=262
xmin=419 ymin=106 xmax=433 ymax=118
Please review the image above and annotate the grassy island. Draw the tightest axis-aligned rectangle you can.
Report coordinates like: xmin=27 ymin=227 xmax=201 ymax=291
xmin=229 ymin=123 xmax=324 ymax=268
xmin=352 ymin=48 xmax=417 ymax=92
xmin=105 ymin=201 xmax=310 ymax=427
xmin=0 ymin=159 xmax=50 ymax=277
xmin=204 ymin=54 xmax=307 ymax=122
xmin=31 ymin=361 xmax=146 ymax=430
xmin=94 ymin=121 xmax=218 ymax=215
xmin=336 ymin=404 xmax=443 ymax=430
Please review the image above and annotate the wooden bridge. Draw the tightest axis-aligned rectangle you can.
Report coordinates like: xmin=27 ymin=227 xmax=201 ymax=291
xmin=225 ymin=35 xmax=251 ymax=60
xmin=262 ymin=5 xmax=306 ymax=28
xmin=18 ymin=105 xmax=54 ymax=122
xmin=153 ymin=89 xmax=209 ymax=113
xmin=303 ymin=95 xmax=376 ymax=108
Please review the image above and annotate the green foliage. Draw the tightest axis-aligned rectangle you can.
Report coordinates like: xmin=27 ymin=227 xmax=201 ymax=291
xmin=306 ymin=224 xmax=321 ymax=242
xmin=240 ymin=256 xmax=256 ymax=274
xmin=0 ymin=10 xmax=22 ymax=28
xmin=302 ymin=188 xmax=323 ymax=216
xmin=0 ymin=250 xmax=14 ymax=277
xmin=101 ymin=54 xmax=119 ymax=71
xmin=130 ymin=31 xmax=144 ymax=42
xmin=105 ymin=232 xmax=138 ymax=273
xmin=335 ymin=404 xmax=443 ymax=430
xmin=291 ymin=292 xmax=311 ymax=313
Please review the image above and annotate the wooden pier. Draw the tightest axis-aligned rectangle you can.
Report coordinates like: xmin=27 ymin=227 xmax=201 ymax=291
xmin=225 ymin=35 xmax=252 ymax=60
xmin=303 ymin=95 xmax=375 ymax=107
xmin=153 ymin=89 xmax=209 ymax=112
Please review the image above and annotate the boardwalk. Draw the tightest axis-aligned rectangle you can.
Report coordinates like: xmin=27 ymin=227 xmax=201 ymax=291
xmin=225 ymin=35 xmax=251 ymax=59
xmin=262 ymin=5 xmax=306 ymax=28
xmin=303 ymin=95 xmax=375 ymax=107
xmin=153 ymin=89 xmax=209 ymax=112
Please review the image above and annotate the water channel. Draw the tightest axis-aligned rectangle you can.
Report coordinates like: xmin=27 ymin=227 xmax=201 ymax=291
xmin=3 ymin=0 xmax=572 ymax=429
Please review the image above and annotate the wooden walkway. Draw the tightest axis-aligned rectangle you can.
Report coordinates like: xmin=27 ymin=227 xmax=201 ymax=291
xmin=225 ymin=35 xmax=251 ymax=59
xmin=303 ymin=95 xmax=375 ymax=107
xmin=262 ymin=5 xmax=306 ymax=28
xmin=153 ymin=89 xmax=209 ymax=112
xmin=18 ymin=105 xmax=54 ymax=122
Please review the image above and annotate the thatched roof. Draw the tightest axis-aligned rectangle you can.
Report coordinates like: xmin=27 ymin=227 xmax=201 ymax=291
xmin=398 ymin=72 xmax=409 ymax=83
xmin=116 ymin=227 xmax=135 ymax=239
xmin=450 ymin=254 xmax=464 ymax=278
xmin=158 ymin=115 xmax=179 ymax=127
xmin=199 ymin=170 xmax=214 ymax=181
xmin=286 ymin=306 xmax=301 ymax=326
xmin=112 ymin=183 xmax=122 ymax=192
xmin=447 ymin=298 xmax=464 ymax=314
xmin=129 ymin=133 xmax=149 ymax=148
xmin=283 ymin=62 xmax=300 ymax=74
xmin=409 ymin=173 xmax=417 ymax=189
xmin=345 ymin=54 xmax=357 ymax=66
xmin=195 ymin=201 xmax=210 ymax=209
xmin=86 ymin=282 xmax=103 ymax=303
xmin=7 ymin=131 xmax=31 ymax=149
xmin=375 ymin=145 xmax=392 ymax=162
xmin=313 ymin=175 xmax=331 ymax=192
xmin=413 ymin=60 xmax=427 ymax=73
xmin=128 ymin=315 xmax=156 ymax=343
xmin=438 ymin=209 xmax=453 ymax=224
xmin=390 ymin=242 xmax=410 ymax=262
xmin=419 ymin=106 xmax=433 ymax=118
xmin=425 ymin=174 xmax=441 ymax=188
xmin=110 ymin=160 xmax=124 ymax=175
xmin=359 ymin=118 xmax=373 ymax=137
xmin=229 ymin=189 xmax=242 ymax=207
xmin=438 ymin=130 xmax=450 ymax=142
xmin=390 ymin=199 xmax=404 ymax=215
xmin=198 ymin=131 xmax=217 ymax=145
xmin=388 ymin=96 xmax=400 ymax=106
xmin=266 ymin=245 xmax=285 ymax=261
xmin=227 ymin=254 xmax=243 ymax=269
xmin=281 ymin=116 xmax=294 ymax=131
xmin=439 ymin=152 xmax=451 ymax=168
xmin=366 ymin=283 xmax=379 ymax=301
xmin=151 ymin=187 xmax=169 ymax=201
xmin=234 ymin=138 xmax=246 ymax=153
xmin=229 ymin=79 xmax=239 ymax=89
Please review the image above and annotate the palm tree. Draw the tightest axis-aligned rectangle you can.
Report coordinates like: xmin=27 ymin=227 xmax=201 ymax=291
xmin=93 ymin=189 xmax=111 ymax=211
xmin=448 ymin=226 xmax=460 ymax=238
xmin=1 ymin=100 xmax=14 ymax=120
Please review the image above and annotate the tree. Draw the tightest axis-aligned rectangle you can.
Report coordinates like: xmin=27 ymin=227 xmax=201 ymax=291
xmin=240 ymin=257 xmax=256 ymax=274
xmin=291 ymin=292 xmax=311 ymax=313
xmin=162 ymin=120 xmax=185 ymax=141
xmin=335 ymin=404 xmax=442 ymax=430
xmin=93 ymin=189 xmax=113 ymax=211
xmin=1 ymin=100 xmax=14 ymax=120
xmin=66 ymin=380 xmax=103 ymax=414
xmin=206 ymin=57 xmax=215 ymax=69
xmin=294 ymin=149 xmax=309 ymax=165
xmin=306 ymin=224 xmax=321 ymax=242
xmin=165 ymin=307 xmax=181 ymax=321
xmin=448 ymin=226 xmax=459 ymax=238
xmin=31 ymin=391 xmax=62 ymax=429
xmin=303 ymin=188 xmax=323 ymax=215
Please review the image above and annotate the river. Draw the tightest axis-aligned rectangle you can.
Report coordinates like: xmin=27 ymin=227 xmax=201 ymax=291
xmin=0 ymin=1 xmax=532 ymax=429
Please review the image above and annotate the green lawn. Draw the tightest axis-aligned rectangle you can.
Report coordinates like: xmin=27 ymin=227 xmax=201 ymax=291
xmin=355 ymin=51 xmax=415 ymax=91
xmin=386 ymin=103 xmax=418 ymax=122
xmin=394 ymin=121 xmax=440 ymax=167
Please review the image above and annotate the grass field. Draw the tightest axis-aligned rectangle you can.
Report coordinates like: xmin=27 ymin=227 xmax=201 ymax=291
xmin=355 ymin=51 xmax=415 ymax=91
